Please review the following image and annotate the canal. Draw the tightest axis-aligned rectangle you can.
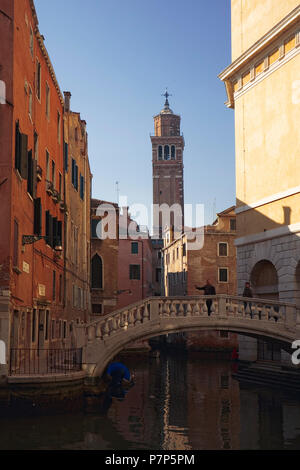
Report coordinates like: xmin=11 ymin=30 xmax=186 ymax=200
xmin=1 ymin=353 xmax=300 ymax=450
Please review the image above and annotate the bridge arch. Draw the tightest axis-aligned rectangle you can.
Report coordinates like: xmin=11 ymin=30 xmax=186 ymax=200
xmin=76 ymin=296 xmax=299 ymax=378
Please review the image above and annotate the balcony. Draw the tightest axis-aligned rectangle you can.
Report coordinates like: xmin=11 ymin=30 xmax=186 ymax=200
xmin=46 ymin=180 xmax=54 ymax=196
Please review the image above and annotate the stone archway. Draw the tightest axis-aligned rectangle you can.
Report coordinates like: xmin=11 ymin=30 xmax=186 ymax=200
xmin=250 ymin=259 xmax=279 ymax=301
xmin=250 ymin=260 xmax=280 ymax=361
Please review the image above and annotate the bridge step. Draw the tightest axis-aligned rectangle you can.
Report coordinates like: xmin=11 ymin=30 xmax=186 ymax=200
xmin=234 ymin=363 xmax=300 ymax=392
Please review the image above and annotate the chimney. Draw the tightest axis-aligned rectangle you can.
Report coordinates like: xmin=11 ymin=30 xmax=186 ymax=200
xmin=63 ymin=91 xmax=71 ymax=112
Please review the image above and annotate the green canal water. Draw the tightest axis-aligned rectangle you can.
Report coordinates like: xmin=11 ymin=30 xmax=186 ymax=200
xmin=1 ymin=353 xmax=300 ymax=450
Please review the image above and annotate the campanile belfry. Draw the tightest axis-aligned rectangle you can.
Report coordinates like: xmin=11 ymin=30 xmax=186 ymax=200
xmin=151 ymin=92 xmax=185 ymax=237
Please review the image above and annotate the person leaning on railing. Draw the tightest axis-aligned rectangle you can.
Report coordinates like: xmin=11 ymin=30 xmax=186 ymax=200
xmin=194 ymin=280 xmax=216 ymax=316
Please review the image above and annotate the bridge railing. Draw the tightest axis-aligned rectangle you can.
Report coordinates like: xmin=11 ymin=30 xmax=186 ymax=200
xmin=74 ymin=295 xmax=298 ymax=347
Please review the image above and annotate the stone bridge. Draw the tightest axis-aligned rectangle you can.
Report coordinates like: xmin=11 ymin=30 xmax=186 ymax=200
xmin=74 ymin=295 xmax=300 ymax=378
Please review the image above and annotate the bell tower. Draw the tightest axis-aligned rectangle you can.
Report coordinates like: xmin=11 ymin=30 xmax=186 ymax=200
xmin=151 ymin=91 xmax=184 ymax=237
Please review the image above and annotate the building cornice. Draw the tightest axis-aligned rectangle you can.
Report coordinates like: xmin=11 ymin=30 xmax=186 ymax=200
xmin=235 ymin=222 xmax=300 ymax=247
xmin=219 ymin=5 xmax=300 ymax=108
xmin=219 ymin=5 xmax=300 ymax=82
xmin=236 ymin=185 xmax=300 ymax=214
xmin=30 ymin=0 xmax=64 ymax=106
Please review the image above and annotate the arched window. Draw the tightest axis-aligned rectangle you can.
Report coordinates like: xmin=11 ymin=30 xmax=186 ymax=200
xmin=91 ymin=254 xmax=103 ymax=289
xmin=164 ymin=145 xmax=170 ymax=160
xmin=158 ymin=146 xmax=162 ymax=160
xmin=171 ymin=145 xmax=176 ymax=160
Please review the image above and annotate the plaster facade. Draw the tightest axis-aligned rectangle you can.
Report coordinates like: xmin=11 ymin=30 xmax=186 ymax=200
xmin=220 ymin=2 xmax=300 ymax=363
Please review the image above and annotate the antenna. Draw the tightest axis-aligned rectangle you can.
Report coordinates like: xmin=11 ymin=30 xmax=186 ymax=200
xmin=116 ymin=181 xmax=120 ymax=205
xmin=213 ymin=198 xmax=216 ymax=222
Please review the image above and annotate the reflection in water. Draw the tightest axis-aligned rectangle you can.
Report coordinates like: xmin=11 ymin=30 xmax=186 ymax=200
xmin=1 ymin=354 xmax=300 ymax=450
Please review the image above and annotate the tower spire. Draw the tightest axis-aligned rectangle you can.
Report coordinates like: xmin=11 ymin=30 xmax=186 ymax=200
xmin=162 ymin=88 xmax=172 ymax=105
xmin=161 ymin=88 xmax=173 ymax=114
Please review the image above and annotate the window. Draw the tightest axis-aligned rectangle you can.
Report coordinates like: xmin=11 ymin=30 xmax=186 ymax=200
xmin=130 ymin=264 xmax=140 ymax=280
xmin=51 ymin=160 xmax=55 ymax=188
xmin=29 ymin=26 xmax=33 ymax=57
xmin=58 ymin=173 xmax=62 ymax=198
xmin=173 ymin=250 xmax=175 ymax=261
xmin=91 ymin=254 xmax=103 ymax=288
xmin=45 ymin=150 xmax=50 ymax=181
xmin=182 ymin=243 xmax=186 ymax=257
xmin=171 ymin=145 xmax=176 ymax=160
xmin=59 ymin=274 xmax=62 ymax=303
xmin=34 ymin=198 xmax=42 ymax=235
xmin=13 ymin=219 xmax=19 ymax=267
xmin=158 ymin=146 xmax=162 ymax=160
xmin=45 ymin=310 xmax=49 ymax=340
xmin=27 ymin=150 xmax=34 ymax=196
xmin=218 ymin=242 xmax=228 ymax=257
xmin=131 ymin=242 xmax=138 ymax=254
xmin=218 ymin=268 xmax=228 ymax=283
xmin=34 ymin=132 xmax=38 ymax=161
xmin=57 ymin=112 xmax=61 ymax=144
xmin=51 ymin=319 xmax=55 ymax=339
xmin=176 ymin=247 xmax=179 ymax=259
xmin=72 ymin=284 xmax=76 ymax=308
xmin=63 ymin=321 xmax=67 ymax=339
xmin=230 ymin=218 xmax=236 ymax=231
xmin=80 ymin=174 xmax=84 ymax=200
xmin=71 ymin=158 xmax=78 ymax=190
xmin=92 ymin=304 xmax=103 ymax=315
xmin=28 ymin=86 xmax=32 ymax=118
xmin=64 ymin=142 xmax=68 ymax=172
xmin=32 ymin=309 xmax=36 ymax=343
xmin=36 ymin=59 xmax=41 ymax=100
xmin=15 ymin=121 xmax=28 ymax=178
xmin=156 ymin=268 xmax=161 ymax=283
xmin=73 ymin=225 xmax=78 ymax=265
xmin=166 ymin=253 xmax=170 ymax=265
xmin=164 ymin=145 xmax=170 ymax=160
xmin=91 ymin=219 xmax=101 ymax=238
xmin=45 ymin=82 xmax=50 ymax=118
xmin=52 ymin=271 xmax=56 ymax=300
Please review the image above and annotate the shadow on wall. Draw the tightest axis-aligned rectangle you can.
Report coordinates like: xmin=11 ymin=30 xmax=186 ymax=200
xmin=236 ymin=198 xmax=300 ymax=306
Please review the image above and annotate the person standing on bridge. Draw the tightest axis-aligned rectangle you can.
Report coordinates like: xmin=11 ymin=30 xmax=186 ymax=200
xmin=242 ymin=281 xmax=253 ymax=316
xmin=194 ymin=280 xmax=216 ymax=316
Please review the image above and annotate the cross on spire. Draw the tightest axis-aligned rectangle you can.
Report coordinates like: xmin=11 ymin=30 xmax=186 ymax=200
xmin=162 ymin=88 xmax=172 ymax=107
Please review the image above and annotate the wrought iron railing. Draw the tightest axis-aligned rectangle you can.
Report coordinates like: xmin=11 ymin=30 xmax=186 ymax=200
xmin=9 ymin=348 xmax=82 ymax=376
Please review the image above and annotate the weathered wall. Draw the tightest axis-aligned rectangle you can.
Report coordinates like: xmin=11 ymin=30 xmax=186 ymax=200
xmin=231 ymin=0 xmax=300 ymax=60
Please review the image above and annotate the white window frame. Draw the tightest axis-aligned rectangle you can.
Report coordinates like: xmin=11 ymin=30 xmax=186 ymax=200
xmin=218 ymin=242 xmax=228 ymax=257
xmin=218 ymin=267 xmax=229 ymax=283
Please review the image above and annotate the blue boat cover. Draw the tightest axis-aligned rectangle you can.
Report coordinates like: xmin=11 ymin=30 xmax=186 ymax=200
xmin=107 ymin=362 xmax=131 ymax=381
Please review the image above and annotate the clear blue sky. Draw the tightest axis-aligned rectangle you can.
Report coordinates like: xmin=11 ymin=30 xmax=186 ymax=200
xmin=35 ymin=0 xmax=235 ymax=226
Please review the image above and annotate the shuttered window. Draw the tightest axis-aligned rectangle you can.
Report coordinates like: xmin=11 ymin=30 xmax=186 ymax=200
xmin=64 ymin=142 xmax=68 ymax=172
xmin=80 ymin=174 xmax=84 ymax=200
xmin=15 ymin=121 xmax=28 ymax=178
xmin=13 ymin=219 xmax=19 ymax=267
xmin=91 ymin=254 xmax=103 ymax=289
xmin=34 ymin=198 xmax=42 ymax=235
xmin=129 ymin=264 xmax=140 ymax=280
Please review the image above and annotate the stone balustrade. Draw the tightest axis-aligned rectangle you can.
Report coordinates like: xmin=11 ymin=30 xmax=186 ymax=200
xmin=74 ymin=295 xmax=299 ymax=377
